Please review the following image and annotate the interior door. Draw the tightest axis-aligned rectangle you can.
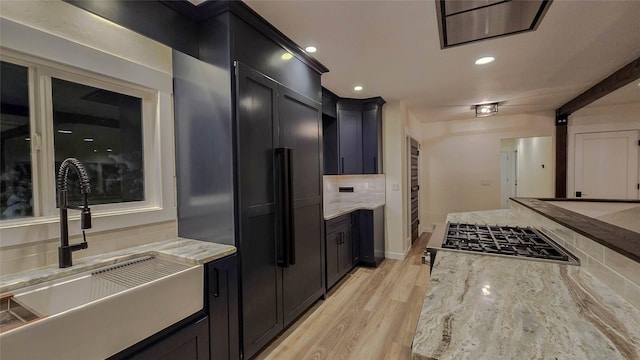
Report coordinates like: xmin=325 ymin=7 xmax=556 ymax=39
xmin=234 ymin=62 xmax=283 ymax=357
xmin=574 ymin=130 xmax=639 ymax=199
xmin=278 ymin=85 xmax=325 ymax=326
xmin=410 ymin=138 xmax=420 ymax=243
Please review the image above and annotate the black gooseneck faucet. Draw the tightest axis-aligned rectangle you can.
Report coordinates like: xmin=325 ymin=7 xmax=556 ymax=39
xmin=58 ymin=158 xmax=92 ymax=268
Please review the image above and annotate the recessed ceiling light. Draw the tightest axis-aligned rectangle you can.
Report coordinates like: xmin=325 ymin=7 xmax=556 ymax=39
xmin=57 ymin=129 xmax=73 ymax=134
xmin=281 ymin=53 xmax=293 ymax=60
xmin=305 ymin=46 xmax=317 ymax=53
xmin=25 ymin=137 xmax=31 ymax=141
xmin=475 ymin=57 xmax=495 ymax=65
xmin=107 ymin=148 xmax=113 ymax=152
xmin=354 ymin=85 xmax=363 ymax=91
xmin=83 ymin=138 xmax=94 ymax=142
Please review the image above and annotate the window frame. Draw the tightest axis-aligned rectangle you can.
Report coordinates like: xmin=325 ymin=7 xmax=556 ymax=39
xmin=0 ymin=44 xmax=175 ymax=247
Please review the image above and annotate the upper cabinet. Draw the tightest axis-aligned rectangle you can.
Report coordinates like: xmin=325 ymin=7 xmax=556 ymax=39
xmin=323 ymin=92 xmax=385 ymax=175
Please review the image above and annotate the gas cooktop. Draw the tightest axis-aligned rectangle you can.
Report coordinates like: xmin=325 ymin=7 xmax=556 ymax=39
xmin=442 ymin=222 xmax=580 ymax=265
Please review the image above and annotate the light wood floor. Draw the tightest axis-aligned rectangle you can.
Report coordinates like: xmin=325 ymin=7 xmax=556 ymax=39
xmin=254 ymin=233 xmax=432 ymax=360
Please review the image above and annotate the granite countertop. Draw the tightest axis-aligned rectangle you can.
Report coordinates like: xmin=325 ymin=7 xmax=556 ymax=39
xmin=412 ymin=210 xmax=640 ymax=359
xmin=0 ymin=238 xmax=236 ymax=294
xmin=412 ymin=251 xmax=640 ymax=359
xmin=323 ymin=201 xmax=385 ymax=220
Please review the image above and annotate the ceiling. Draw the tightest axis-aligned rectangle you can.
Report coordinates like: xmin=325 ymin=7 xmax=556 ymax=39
xmin=241 ymin=0 xmax=640 ymax=122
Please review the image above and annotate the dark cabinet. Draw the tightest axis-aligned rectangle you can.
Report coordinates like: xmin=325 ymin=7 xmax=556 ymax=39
xmin=127 ymin=317 xmax=210 ymax=360
xmin=338 ymin=109 xmax=363 ymax=174
xmin=207 ymin=255 xmax=239 ymax=360
xmin=322 ymin=87 xmax=338 ymax=118
xmin=359 ymin=207 xmax=385 ymax=267
xmin=361 ymin=101 xmax=383 ymax=174
xmin=323 ymin=97 xmax=385 ymax=175
xmin=236 ymin=63 xmax=325 ymax=358
xmin=325 ymin=213 xmax=353 ymax=289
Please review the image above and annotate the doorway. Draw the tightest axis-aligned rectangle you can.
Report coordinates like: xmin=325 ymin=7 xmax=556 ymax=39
xmin=409 ymin=137 xmax=419 ymax=243
xmin=574 ymin=130 xmax=639 ymax=199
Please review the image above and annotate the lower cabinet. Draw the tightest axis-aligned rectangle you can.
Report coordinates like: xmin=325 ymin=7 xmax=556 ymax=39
xmin=325 ymin=213 xmax=353 ymax=289
xmin=359 ymin=207 xmax=385 ymax=267
xmin=324 ymin=207 xmax=385 ymax=289
xmin=127 ymin=316 xmax=210 ymax=360
xmin=206 ymin=255 xmax=239 ymax=359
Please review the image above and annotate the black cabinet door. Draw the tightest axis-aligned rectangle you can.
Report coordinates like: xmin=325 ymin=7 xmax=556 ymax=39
xmin=235 ymin=63 xmax=283 ymax=357
xmin=362 ymin=107 xmax=381 ymax=174
xmin=128 ymin=317 xmax=210 ymax=360
xmin=338 ymin=109 xmax=363 ymax=174
xmin=338 ymin=227 xmax=353 ymax=275
xmin=359 ymin=210 xmax=374 ymax=265
xmin=351 ymin=213 xmax=360 ymax=265
xmin=278 ymin=86 xmax=325 ymax=326
xmin=325 ymin=231 xmax=340 ymax=288
xmin=207 ymin=256 xmax=239 ymax=360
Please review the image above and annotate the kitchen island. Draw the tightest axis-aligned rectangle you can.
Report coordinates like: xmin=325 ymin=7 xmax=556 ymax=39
xmin=412 ymin=209 xmax=640 ymax=359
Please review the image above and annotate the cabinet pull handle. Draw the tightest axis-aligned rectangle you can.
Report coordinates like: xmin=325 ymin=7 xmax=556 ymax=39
xmin=341 ymin=157 xmax=345 ymax=174
xmin=276 ymin=148 xmax=295 ymax=267
xmin=213 ymin=268 xmax=220 ymax=298
xmin=373 ymin=156 xmax=377 ymax=173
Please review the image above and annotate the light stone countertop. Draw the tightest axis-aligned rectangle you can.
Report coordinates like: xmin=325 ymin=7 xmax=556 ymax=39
xmin=323 ymin=201 xmax=385 ymax=220
xmin=412 ymin=209 xmax=640 ymax=359
xmin=0 ymin=238 xmax=236 ymax=294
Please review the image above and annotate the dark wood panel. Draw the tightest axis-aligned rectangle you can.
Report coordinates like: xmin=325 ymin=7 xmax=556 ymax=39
xmin=557 ymin=57 xmax=640 ymax=117
xmin=555 ymin=117 xmax=568 ymax=198
xmin=511 ymin=198 xmax=640 ymax=263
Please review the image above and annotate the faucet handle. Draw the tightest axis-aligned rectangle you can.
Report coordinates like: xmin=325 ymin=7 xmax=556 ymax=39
xmin=81 ymin=207 xmax=92 ymax=229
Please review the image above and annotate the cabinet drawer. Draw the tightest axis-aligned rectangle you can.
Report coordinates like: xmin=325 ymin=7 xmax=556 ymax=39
xmin=325 ymin=213 xmax=352 ymax=234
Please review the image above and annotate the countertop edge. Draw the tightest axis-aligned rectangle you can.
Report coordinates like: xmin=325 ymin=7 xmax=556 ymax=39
xmin=323 ymin=202 xmax=385 ymax=220
xmin=0 ymin=238 xmax=236 ymax=294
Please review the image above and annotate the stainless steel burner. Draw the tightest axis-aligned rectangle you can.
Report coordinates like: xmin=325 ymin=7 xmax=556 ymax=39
xmin=442 ymin=223 xmax=580 ymax=265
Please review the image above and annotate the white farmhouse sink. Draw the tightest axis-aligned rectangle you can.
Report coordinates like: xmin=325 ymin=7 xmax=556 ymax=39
xmin=0 ymin=256 xmax=203 ymax=360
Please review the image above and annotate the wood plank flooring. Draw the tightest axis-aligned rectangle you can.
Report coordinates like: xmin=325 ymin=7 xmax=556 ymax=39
xmin=254 ymin=233 xmax=432 ymax=360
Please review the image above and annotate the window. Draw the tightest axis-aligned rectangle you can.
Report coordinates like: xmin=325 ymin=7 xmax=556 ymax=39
xmin=1 ymin=61 xmax=32 ymax=219
xmin=1 ymin=53 xmax=155 ymax=222
xmin=51 ymin=78 xmax=145 ymax=208
xmin=1 ymin=16 xmax=175 ymax=248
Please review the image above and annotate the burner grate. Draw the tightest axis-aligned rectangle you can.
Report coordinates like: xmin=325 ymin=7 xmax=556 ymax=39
xmin=442 ymin=223 xmax=579 ymax=265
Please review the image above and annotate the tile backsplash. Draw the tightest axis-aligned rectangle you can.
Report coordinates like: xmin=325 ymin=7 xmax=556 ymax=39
xmin=510 ymin=201 xmax=640 ymax=310
xmin=0 ymin=220 xmax=177 ymax=277
xmin=323 ymin=175 xmax=385 ymax=208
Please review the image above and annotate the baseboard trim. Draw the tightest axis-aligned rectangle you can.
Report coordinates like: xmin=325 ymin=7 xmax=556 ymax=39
xmin=385 ymin=249 xmax=409 ymax=260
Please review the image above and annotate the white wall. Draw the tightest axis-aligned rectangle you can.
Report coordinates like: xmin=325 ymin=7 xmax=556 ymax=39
xmin=515 ymin=136 xmax=554 ymax=197
xmin=382 ymin=100 xmax=421 ymax=260
xmin=567 ymin=102 xmax=640 ymax=197
xmin=417 ymin=112 xmax=555 ymax=227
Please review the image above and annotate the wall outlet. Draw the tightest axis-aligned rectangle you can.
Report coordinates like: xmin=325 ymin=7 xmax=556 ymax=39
xmin=480 ymin=180 xmax=491 ymax=186
xmin=392 ymin=184 xmax=400 ymax=191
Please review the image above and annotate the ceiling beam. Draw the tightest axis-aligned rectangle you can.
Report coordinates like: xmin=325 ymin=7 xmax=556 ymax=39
xmin=556 ymin=57 xmax=640 ymax=118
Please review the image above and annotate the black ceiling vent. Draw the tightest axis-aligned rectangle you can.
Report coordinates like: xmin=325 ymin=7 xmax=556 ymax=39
xmin=436 ymin=0 xmax=553 ymax=49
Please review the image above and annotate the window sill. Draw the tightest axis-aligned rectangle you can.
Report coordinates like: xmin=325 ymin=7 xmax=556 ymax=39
xmin=0 ymin=206 xmax=176 ymax=247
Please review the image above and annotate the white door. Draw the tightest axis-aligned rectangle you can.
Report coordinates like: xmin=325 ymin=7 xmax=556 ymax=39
xmin=500 ymin=150 xmax=516 ymax=208
xmin=574 ymin=130 xmax=639 ymax=199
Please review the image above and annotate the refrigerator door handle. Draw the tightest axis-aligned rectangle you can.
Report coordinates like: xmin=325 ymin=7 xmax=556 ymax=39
xmin=276 ymin=147 xmax=295 ymax=267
